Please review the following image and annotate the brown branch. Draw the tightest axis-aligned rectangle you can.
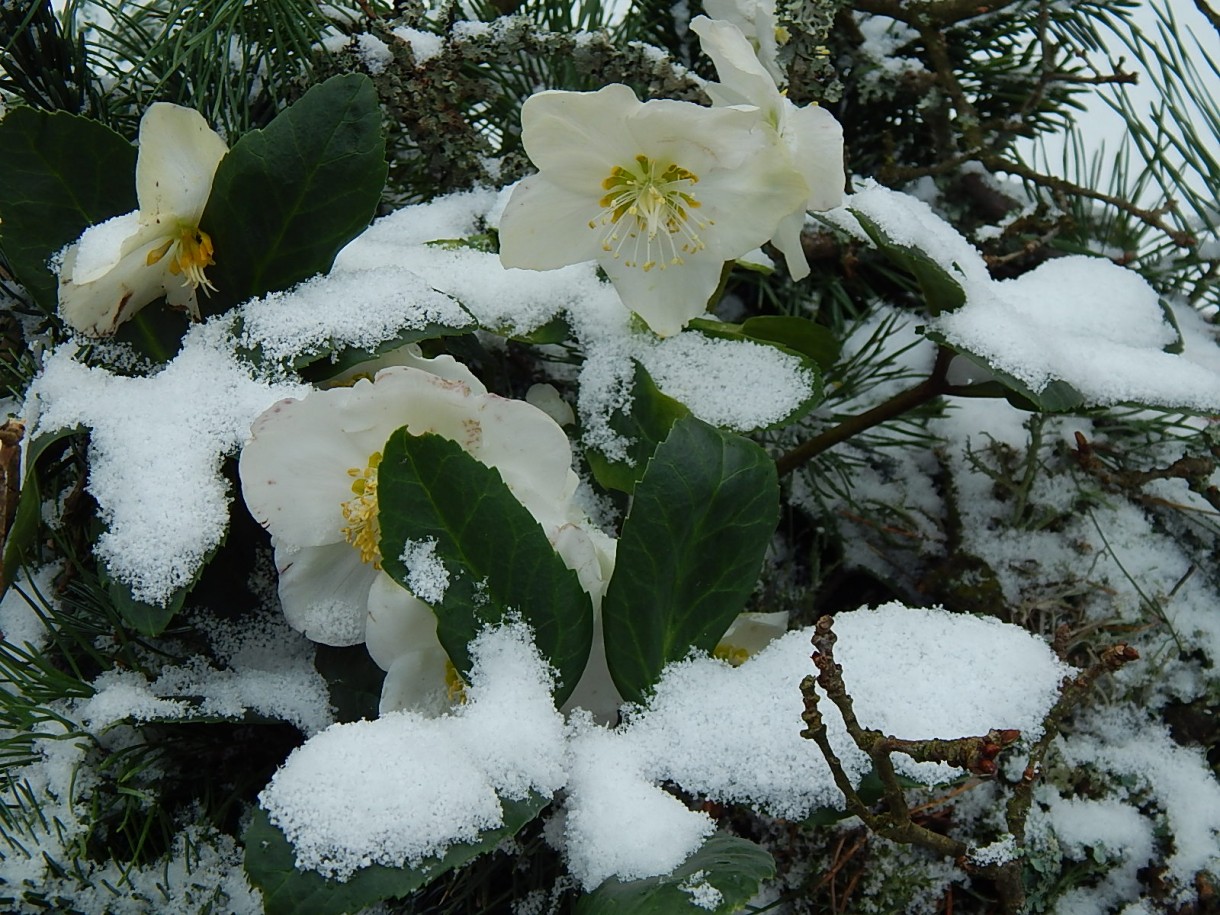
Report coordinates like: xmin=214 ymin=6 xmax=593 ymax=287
xmin=1072 ymin=431 xmax=1220 ymax=516
xmin=801 ymin=617 xmax=1140 ymax=914
xmin=1003 ymin=641 xmax=1141 ymax=845
xmin=854 ymin=0 xmax=1024 ymax=26
xmin=982 ymin=154 xmax=1197 ymax=248
xmin=776 ymin=346 xmax=956 ymax=477
xmin=1195 ymin=0 xmax=1220 ymax=39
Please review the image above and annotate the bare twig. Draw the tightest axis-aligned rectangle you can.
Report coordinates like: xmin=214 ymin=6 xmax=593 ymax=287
xmin=776 ymin=347 xmax=957 ymax=477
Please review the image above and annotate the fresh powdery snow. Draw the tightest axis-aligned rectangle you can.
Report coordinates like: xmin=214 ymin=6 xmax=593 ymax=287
xmin=336 ymin=186 xmax=821 ymax=446
xmin=259 ymin=622 xmax=567 ymax=880
xmin=399 ymin=537 xmax=451 ymax=604
xmin=260 ymin=604 xmax=1068 ymax=889
xmin=239 ymin=266 xmax=473 ymax=364
xmin=827 ymin=182 xmax=1220 ymax=411
xmin=26 ymin=319 xmax=306 ymax=605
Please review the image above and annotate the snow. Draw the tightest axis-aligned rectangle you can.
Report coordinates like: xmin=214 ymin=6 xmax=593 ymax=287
xmin=393 ymin=26 xmax=444 ymax=62
xmin=75 ymin=610 xmax=333 ymax=734
xmin=26 ymin=320 xmax=305 ymax=605
xmin=1057 ymin=707 xmax=1220 ymax=901
xmin=239 ymin=266 xmax=473 ymax=365
xmin=640 ymin=331 xmax=817 ymax=431
xmin=67 ymin=210 xmax=139 ymax=281
xmin=679 ymin=870 xmax=724 ymax=910
xmin=0 ymin=564 xmax=59 ymax=651
xmin=252 ymin=602 xmax=1068 ymax=889
xmin=337 ymin=189 xmax=819 ymax=452
xmin=399 ymin=537 xmax=450 ymax=604
xmin=259 ymin=622 xmax=566 ymax=880
xmin=828 ymin=182 xmax=1220 ymax=411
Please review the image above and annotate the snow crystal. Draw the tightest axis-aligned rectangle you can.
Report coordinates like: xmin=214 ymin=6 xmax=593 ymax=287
xmin=829 ymin=183 xmax=1220 ymax=411
xmin=26 ymin=319 xmax=305 ymax=605
xmin=352 ymin=32 xmax=392 ymax=74
xmin=623 ymin=602 xmax=1071 ymax=823
xmin=399 ymin=537 xmax=450 ymax=605
xmin=824 ymin=181 xmax=991 ymax=290
xmin=259 ymin=622 xmax=565 ymax=881
xmin=679 ymin=870 xmax=724 ymax=910
xmin=563 ymin=716 xmax=715 ymax=890
xmin=552 ymin=600 xmax=1071 ymax=890
xmin=1057 ymin=707 xmax=1220 ymax=899
xmin=969 ymin=834 xmax=1018 ymax=866
xmin=239 ymin=267 xmax=472 ymax=364
xmin=77 ymin=669 xmax=189 ymax=728
xmin=393 ymin=25 xmax=444 ymax=62
xmin=67 ymin=210 xmax=140 ymax=282
xmin=640 ymin=331 xmax=817 ymax=431
xmin=934 ymin=256 xmax=1220 ymax=409
xmin=75 ymin=612 xmax=333 ymax=735
xmin=336 ymin=189 xmax=586 ymax=336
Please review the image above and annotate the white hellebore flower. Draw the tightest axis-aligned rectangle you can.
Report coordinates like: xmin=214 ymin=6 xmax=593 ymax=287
xmin=703 ymin=0 xmax=787 ymax=86
xmin=499 ymin=83 xmax=808 ymax=337
xmin=58 ymin=102 xmax=228 ymax=336
xmin=238 ymin=355 xmax=618 ymax=718
xmin=691 ymin=15 xmax=845 ymax=281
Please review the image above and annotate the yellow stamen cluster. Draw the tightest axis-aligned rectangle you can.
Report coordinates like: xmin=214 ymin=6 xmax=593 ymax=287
xmin=713 ymin=642 xmax=750 ymax=667
xmin=591 ymin=154 xmax=708 ymax=272
xmin=341 ymin=451 xmax=382 ymax=567
xmin=146 ymin=224 xmax=217 ymax=293
xmin=444 ymin=659 xmax=468 ymax=704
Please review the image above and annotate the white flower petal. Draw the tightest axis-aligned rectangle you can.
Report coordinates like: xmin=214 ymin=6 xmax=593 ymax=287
xmin=136 ymin=103 xmax=228 ymax=223
xmin=691 ymin=16 xmax=782 ymax=116
xmin=58 ymin=220 xmax=185 ymax=336
xmin=498 ymin=177 xmax=600 ymax=271
xmin=364 ymin=572 xmax=441 ymax=672
xmin=703 ymin=0 xmax=785 ymax=85
xmin=784 ymin=102 xmax=845 ymax=212
xmin=716 ymin=610 xmax=789 ymax=658
xmin=276 ymin=542 xmax=378 ymax=646
xmin=239 ymin=388 xmax=373 ymax=551
xmin=519 ymin=85 xmax=642 ymax=188
xmin=602 ymin=252 xmax=726 ymax=337
xmin=770 ymin=210 xmax=811 ymax=280
xmin=379 ymin=645 xmax=453 ymax=717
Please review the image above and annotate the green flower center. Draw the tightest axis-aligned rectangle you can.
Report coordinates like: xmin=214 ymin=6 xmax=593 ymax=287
xmin=592 ymin=154 xmax=708 ymax=272
xmin=341 ymin=451 xmax=382 ymax=568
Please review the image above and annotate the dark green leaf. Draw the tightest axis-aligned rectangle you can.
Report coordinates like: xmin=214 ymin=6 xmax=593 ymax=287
xmin=586 ymin=362 xmax=689 ymax=493
xmin=313 ymin=644 xmax=385 ymax=723
xmin=576 ymin=836 xmax=775 ymax=915
xmin=0 ymin=108 xmax=135 ymax=312
xmin=101 ymin=558 xmax=195 ymax=637
xmin=378 ymin=431 xmax=593 ymax=706
xmin=740 ymin=315 xmax=840 ymax=372
xmin=1 ymin=425 xmax=82 ymax=591
xmin=924 ymin=331 xmax=1086 ymax=412
xmin=245 ymin=793 xmax=548 ymax=915
xmin=852 ymin=210 xmax=967 ymax=315
xmin=603 ymin=415 xmax=779 ymax=703
xmin=111 ymin=302 xmax=192 ymax=363
xmin=202 ymin=74 xmax=387 ymax=312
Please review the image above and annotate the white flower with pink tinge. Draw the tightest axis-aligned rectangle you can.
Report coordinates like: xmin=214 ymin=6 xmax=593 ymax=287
xmin=238 ymin=355 xmax=617 ymax=718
